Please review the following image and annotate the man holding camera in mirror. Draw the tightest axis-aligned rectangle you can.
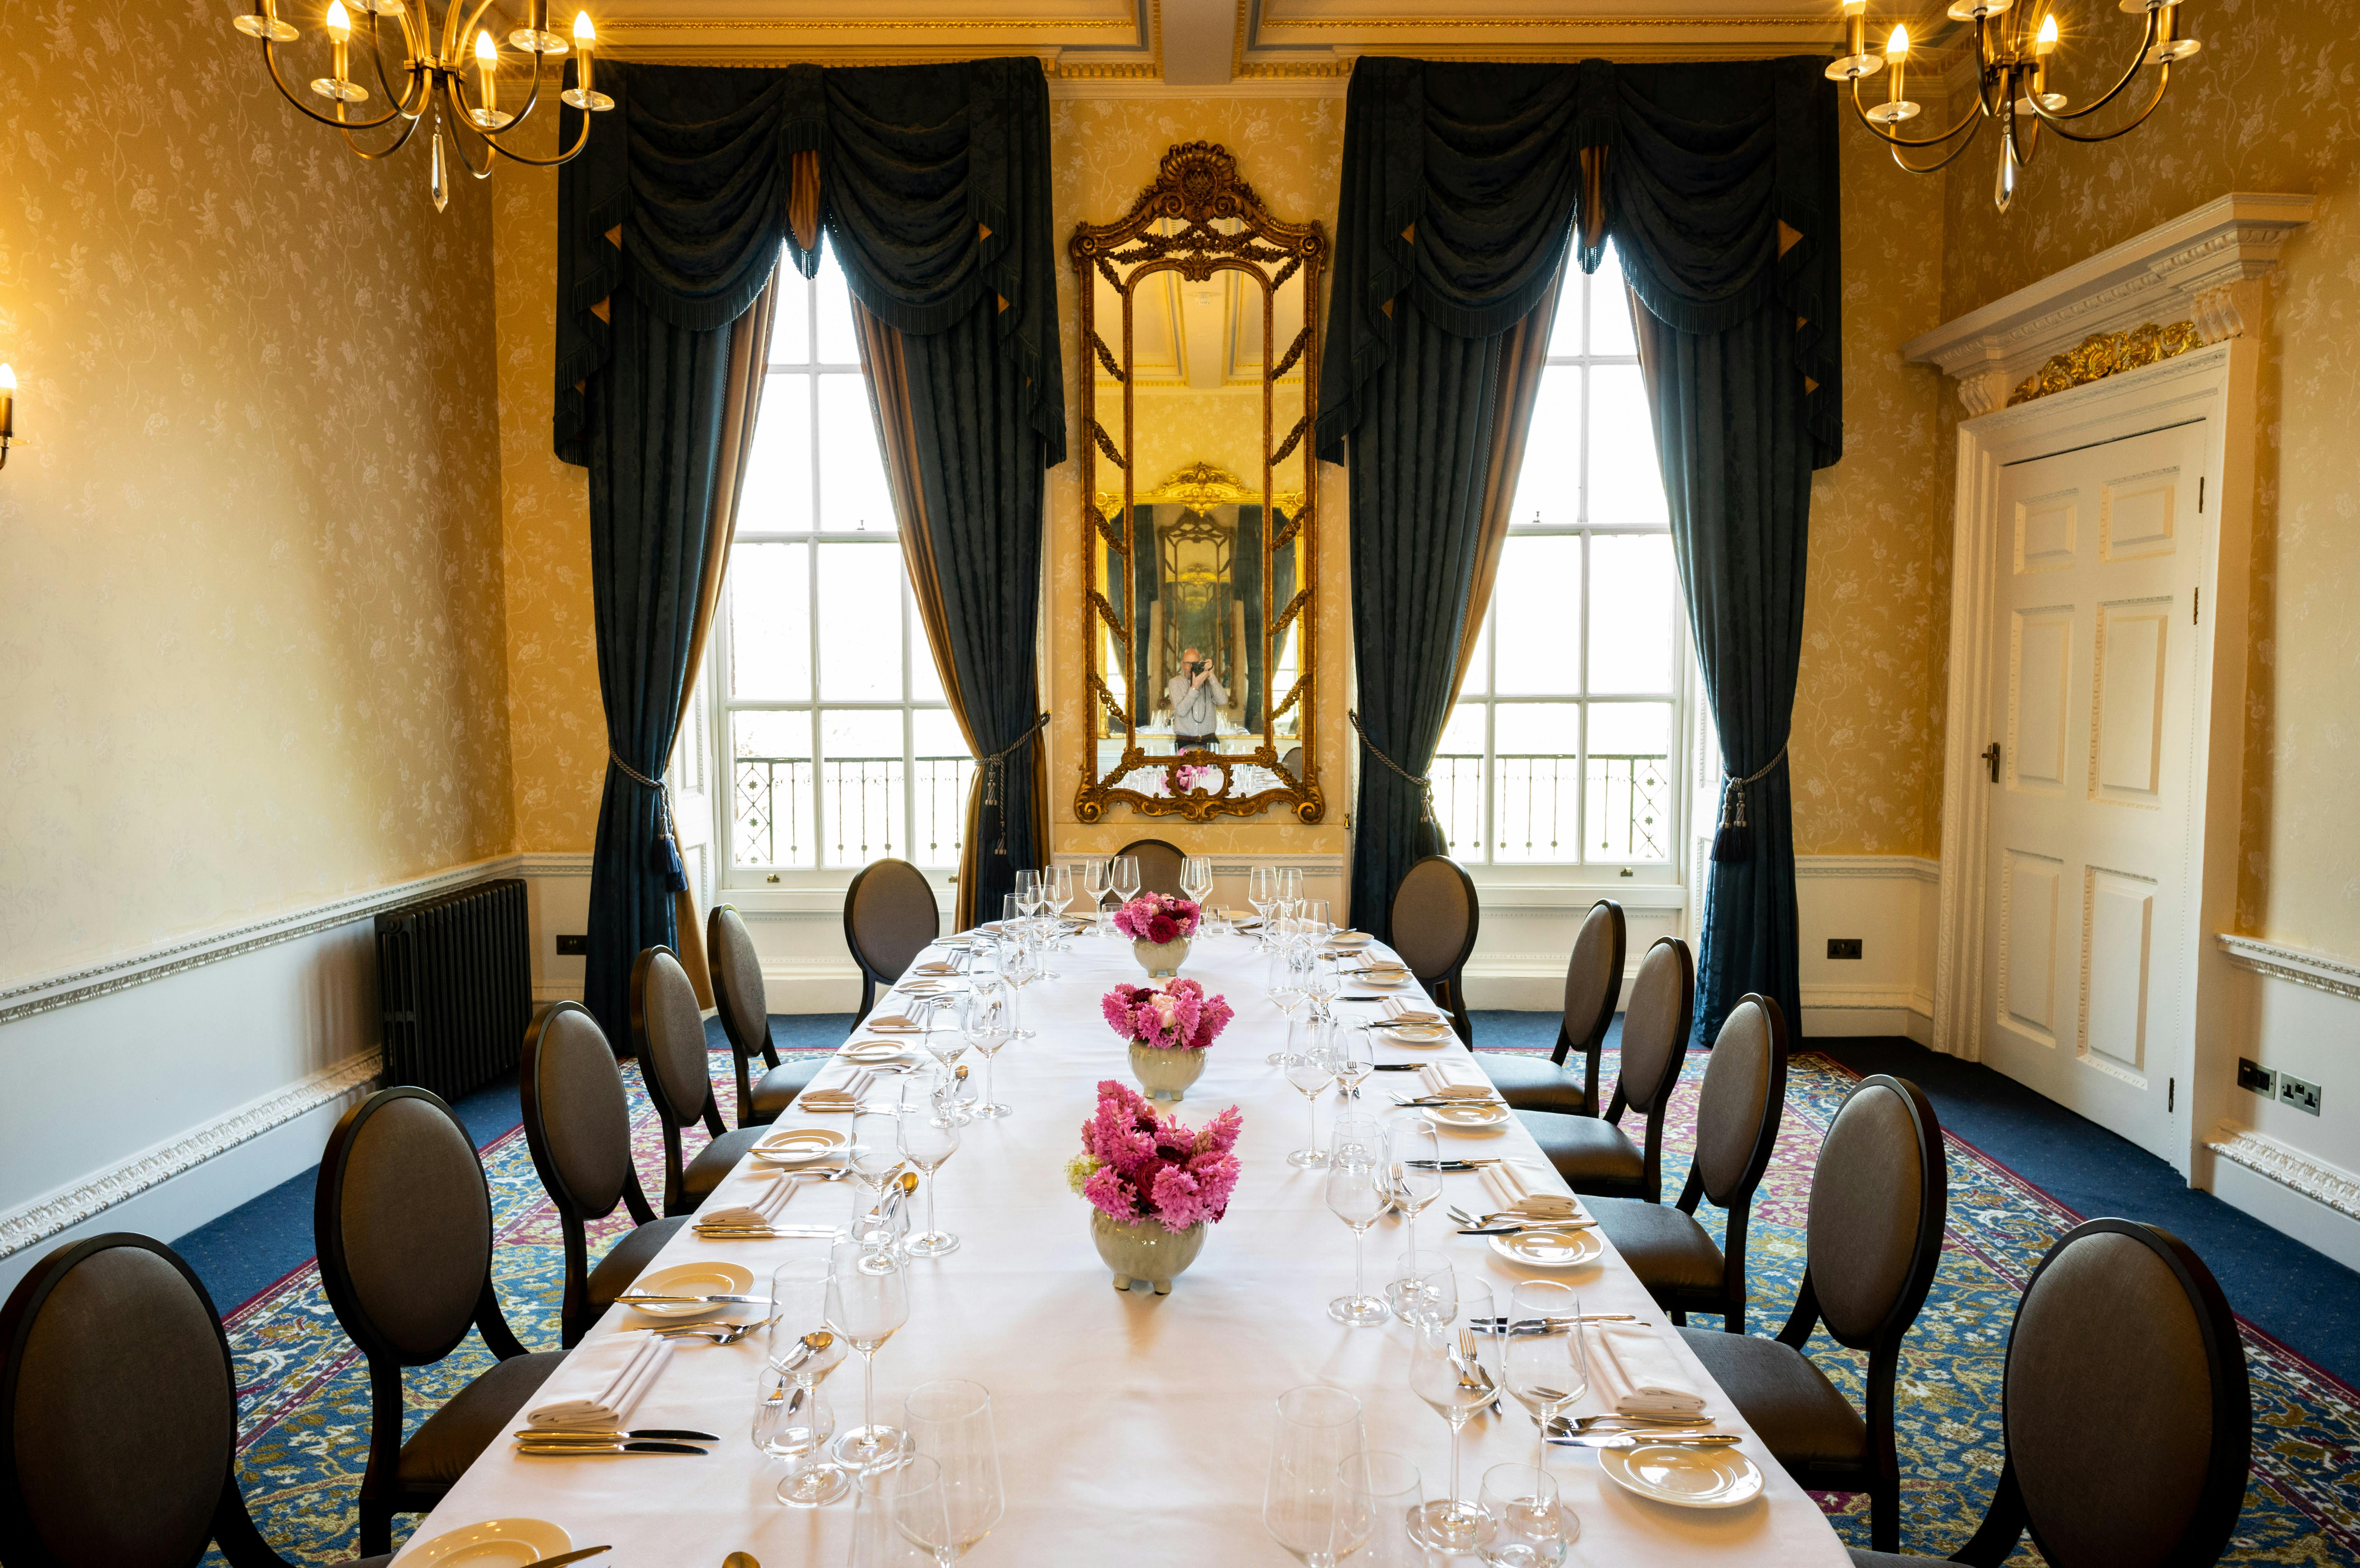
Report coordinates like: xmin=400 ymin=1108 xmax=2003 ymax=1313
xmin=1166 ymin=646 xmax=1227 ymax=754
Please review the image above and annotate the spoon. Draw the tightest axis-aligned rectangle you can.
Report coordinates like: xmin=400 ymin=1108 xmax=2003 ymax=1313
xmin=724 ymin=1554 xmax=761 ymax=1568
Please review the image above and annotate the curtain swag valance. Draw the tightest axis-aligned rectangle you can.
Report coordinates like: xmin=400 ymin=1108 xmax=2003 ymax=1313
xmin=1317 ymin=55 xmax=1842 ymax=470
xmin=555 ymin=57 xmax=1064 ymax=468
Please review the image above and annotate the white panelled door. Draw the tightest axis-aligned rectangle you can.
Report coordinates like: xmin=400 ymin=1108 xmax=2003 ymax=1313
xmin=1982 ymin=418 xmax=2211 ymax=1158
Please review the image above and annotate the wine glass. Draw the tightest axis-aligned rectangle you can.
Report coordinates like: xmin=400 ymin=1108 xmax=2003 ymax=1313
xmin=1302 ymin=897 xmax=1331 ymax=943
xmin=1000 ymin=931 xmax=1040 ymax=1040
xmin=1407 ymin=1282 xmax=1499 ymax=1554
xmin=1262 ymin=1384 xmax=1365 ymax=1567
xmin=1047 ymin=862 xmax=1074 ymax=924
xmin=826 ymin=1237 xmax=912 ymax=1472
xmin=766 ymin=1259 xmax=848 ymax=1376
xmin=847 ymin=1105 xmax=910 ymax=1251
xmin=1113 ymin=854 xmax=1142 ymax=907
xmin=1277 ymin=865 xmax=1304 ymax=921
xmin=850 ymin=1464 xmax=936 ymax=1567
xmin=1265 ymin=948 xmax=1308 ymax=1064
xmin=961 ymin=977 xmax=1016 ymax=1118
xmin=1013 ymin=868 xmax=1041 ymax=923
xmin=1081 ymin=856 xmax=1113 ymax=935
xmin=1282 ymin=1019 xmax=1337 ymax=1169
xmin=1181 ymin=854 xmax=1214 ymax=908
xmin=1387 ymin=1247 xmax=1456 ymax=1327
xmin=1502 ymin=1281 xmax=1588 ymax=1473
xmin=1474 ymin=1465 xmax=1575 ymax=1566
xmin=1334 ymin=1452 xmax=1427 ymax=1567
xmin=1325 ymin=1120 xmax=1392 ymax=1326
xmin=1247 ymin=864 xmax=1278 ymax=948
xmin=899 ymin=1381 xmax=1003 ymax=1563
xmin=1326 ymin=1008 xmax=1370 ymax=1096
xmin=898 ymin=1098 xmax=961 ymax=1258
xmin=1386 ymin=1121 xmax=1444 ymax=1245
xmin=752 ymin=1363 xmax=845 ymax=1509
xmin=1303 ymin=948 xmax=1342 ymax=1024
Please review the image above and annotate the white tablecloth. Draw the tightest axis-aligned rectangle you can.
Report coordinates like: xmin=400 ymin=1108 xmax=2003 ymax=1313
xmin=398 ymin=928 xmax=1849 ymax=1565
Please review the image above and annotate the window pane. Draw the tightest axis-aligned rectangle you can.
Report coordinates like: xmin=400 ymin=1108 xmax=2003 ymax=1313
xmin=1588 ymin=533 xmax=1678 ymax=693
xmin=1433 ymin=704 xmax=1487 ymax=858
xmin=1587 ymin=702 xmax=1673 ymax=862
xmin=910 ymin=708 xmax=973 ymax=867
xmin=727 ymin=543 xmax=811 ymax=701
xmin=1588 ymin=244 xmax=1639 ymax=357
xmin=730 ymin=710 xmax=814 ymax=868
xmin=820 ymin=709 xmax=906 ymax=866
xmin=739 ymin=374 xmax=812 ymax=533
xmin=1459 ymin=610 xmax=1491 ymax=697
xmin=1493 ymin=704 xmax=1582 ymax=863
xmin=773 ymin=270 xmax=812 ymax=366
xmin=1587 ymin=366 xmax=1668 ymax=525
xmin=910 ymin=608 xmax=947 ymax=704
xmin=1492 ymin=535 xmax=1582 ymax=695
xmin=1509 ymin=368 xmax=1582 ymax=528
xmin=816 ymin=246 xmax=859 ymax=364
xmin=817 ymin=373 xmax=895 ymax=534
xmin=816 ymin=542 xmax=904 ymax=701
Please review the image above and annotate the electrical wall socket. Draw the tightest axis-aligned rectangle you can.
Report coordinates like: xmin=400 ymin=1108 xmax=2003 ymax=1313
xmin=2237 ymin=1058 xmax=2277 ymax=1096
xmin=555 ymin=934 xmax=588 ymax=956
xmin=2279 ymin=1073 xmax=2322 ymax=1117
xmin=1827 ymin=938 xmax=1863 ymax=960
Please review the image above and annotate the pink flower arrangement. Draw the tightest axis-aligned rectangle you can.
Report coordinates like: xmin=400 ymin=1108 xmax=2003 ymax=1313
xmin=1101 ymin=977 xmax=1233 ymax=1051
xmin=1112 ymin=891 xmax=1201 ymax=945
xmin=1066 ymin=1080 xmax=1243 ymax=1233
xmin=1172 ymin=763 xmax=1216 ymax=794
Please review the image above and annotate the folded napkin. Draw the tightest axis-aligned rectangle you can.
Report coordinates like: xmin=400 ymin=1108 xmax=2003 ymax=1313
xmin=1589 ymin=1324 xmax=1710 ymax=1420
xmin=865 ymin=1013 xmax=923 ymax=1032
xmin=1477 ymin=1159 xmax=1584 ymax=1221
xmin=699 ymin=1174 xmax=797 ymax=1230
xmin=798 ymin=1067 xmax=876 ymax=1112
xmin=1381 ymin=997 xmax=1446 ymax=1027
xmin=912 ymin=961 xmax=961 ymax=976
xmin=526 ymin=1334 xmax=674 ymax=1431
xmin=1417 ymin=1059 xmax=1496 ymax=1100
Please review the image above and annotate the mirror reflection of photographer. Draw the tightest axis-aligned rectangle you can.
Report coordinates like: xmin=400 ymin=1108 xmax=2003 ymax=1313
xmin=1165 ymin=646 xmax=1227 ymax=753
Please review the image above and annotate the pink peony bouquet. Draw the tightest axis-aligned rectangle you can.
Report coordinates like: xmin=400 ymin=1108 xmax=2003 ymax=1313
xmin=1112 ymin=891 xmax=1201 ymax=945
xmin=1101 ymin=977 xmax=1233 ymax=1051
xmin=1172 ymin=763 xmax=1217 ymax=794
xmin=1066 ymin=1080 xmax=1243 ymax=1233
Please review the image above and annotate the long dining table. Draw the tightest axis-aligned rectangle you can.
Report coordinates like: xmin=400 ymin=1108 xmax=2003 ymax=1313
xmin=398 ymin=920 xmax=1852 ymax=1564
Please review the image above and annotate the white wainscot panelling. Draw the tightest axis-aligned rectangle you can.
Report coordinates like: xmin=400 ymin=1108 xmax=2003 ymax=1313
xmin=1795 ymin=857 xmax=1941 ymax=1042
xmin=2199 ymin=936 xmax=2360 ymax=1273
xmin=520 ymin=853 xmax=594 ymax=1003
xmin=1460 ymin=880 xmax=1687 ymax=1012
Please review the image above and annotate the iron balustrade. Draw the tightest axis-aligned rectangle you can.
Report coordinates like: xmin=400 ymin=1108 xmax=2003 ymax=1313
xmin=733 ymin=754 xmax=977 ymax=869
xmin=1431 ymin=752 xmax=1672 ymax=863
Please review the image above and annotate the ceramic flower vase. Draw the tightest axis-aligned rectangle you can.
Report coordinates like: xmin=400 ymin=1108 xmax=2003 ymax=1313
xmin=1091 ymin=1209 xmax=1208 ymax=1294
xmin=1128 ymin=1042 xmax=1208 ymax=1102
xmin=1132 ymin=936 xmax=1190 ymax=978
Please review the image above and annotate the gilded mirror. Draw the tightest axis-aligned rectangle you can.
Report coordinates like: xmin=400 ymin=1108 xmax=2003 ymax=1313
xmin=1073 ymin=142 xmax=1325 ymax=823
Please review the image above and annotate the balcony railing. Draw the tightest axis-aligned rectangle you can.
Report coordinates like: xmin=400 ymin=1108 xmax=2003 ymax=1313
xmin=1432 ymin=753 xmax=1671 ymax=863
xmin=734 ymin=754 xmax=976 ymax=869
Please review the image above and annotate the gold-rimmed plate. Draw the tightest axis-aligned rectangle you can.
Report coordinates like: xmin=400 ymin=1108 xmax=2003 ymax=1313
xmin=840 ymin=1041 xmax=910 ymax=1066
xmin=1599 ymin=1441 xmax=1765 ymax=1509
xmin=1490 ymin=1226 xmax=1603 ymax=1269
xmin=623 ymin=1261 xmax=752 ymax=1321
xmin=1421 ymin=1101 xmax=1511 ymax=1131
xmin=753 ymin=1127 xmax=848 ymax=1164
xmin=395 ymin=1518 xmax=572 ymax=1565
xmin=1378 ymin=1022 xmax=1455 ymax=1047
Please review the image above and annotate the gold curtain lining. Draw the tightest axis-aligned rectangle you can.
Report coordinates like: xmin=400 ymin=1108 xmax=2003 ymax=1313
xmin=1451 ymin=254 xmax=1570 ymax=704
xmin=666 ymin=276 xmax=779 ymax=1008
xmin=789 ymin=151 xmax=822 ymax=253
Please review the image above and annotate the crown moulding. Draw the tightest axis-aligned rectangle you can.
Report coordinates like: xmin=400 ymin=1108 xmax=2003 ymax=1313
xmin=1904 ymin=192 xmax=2314 ymax=416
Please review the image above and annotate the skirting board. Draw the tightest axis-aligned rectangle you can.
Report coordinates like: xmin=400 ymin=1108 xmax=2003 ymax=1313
xmin=2202 ymin=1131 xmax=2360 ymax=1276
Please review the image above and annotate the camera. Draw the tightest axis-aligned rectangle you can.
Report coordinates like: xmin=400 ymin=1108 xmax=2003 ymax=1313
xmin=1189 ymin=659 xmax=1208 ymax=676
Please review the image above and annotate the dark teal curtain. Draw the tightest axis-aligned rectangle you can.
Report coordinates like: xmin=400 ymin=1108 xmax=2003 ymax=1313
xmin=556 ymin=59 xmax=1064 ymax=1040
xmin=1318 ymin=55 xmax=1838 ymax=1035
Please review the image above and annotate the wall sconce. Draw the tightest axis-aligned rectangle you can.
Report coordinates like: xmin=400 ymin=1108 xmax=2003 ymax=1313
xmin=0 ymin=363 xmax=14 ymax=470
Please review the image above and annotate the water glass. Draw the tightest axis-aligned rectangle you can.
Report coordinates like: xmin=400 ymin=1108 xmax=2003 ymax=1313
xmin=1387 ymin=1247 xmax=1456 ymax=1327
xmin=1502 ymin=1281 xmax=1588 ymax=1470
xmin=1263 ymin=1385 xmax=1366 ymax=1567
xmin=752 ymin=1360 xmax=848 ymax=1507
xmin=1334 ymin=1452 xmax=1426 ymax=1567
xmin=826 ymin=1236 xmax=911 ymax=1473
xmin=1386 ymin=1122 xmax=1444 ymax=1244
xmin=1182 ymin=855 xmax=1214 ymax=906
xmin=849 ymin=1462 xmax=937 ymax=1567
xmin=1324 ymin=1121 xmax=1392 ymax=1327
xmin=962 ymin=977 xmax=1016 ymax=1118
xmin=1406 ymin=1283 xmax=1499 ymax=1555
xmin=765 ymin=1259 xmax=846 ymax=1377
xmin=1283 ymin=1023 xmax=1337 ymax=1169
xmin=898 ymin=1101 xmax=961 ymax=1258
xmin=1475 ymin=1465 xmax=1575 ymax=1566
xmin=901 ymin=1381 xmax=1003 ymax=1559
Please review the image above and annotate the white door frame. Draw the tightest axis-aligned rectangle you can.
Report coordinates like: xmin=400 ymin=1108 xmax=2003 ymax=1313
xmin=1929 ymin=340 xmax=2258 ymax=1179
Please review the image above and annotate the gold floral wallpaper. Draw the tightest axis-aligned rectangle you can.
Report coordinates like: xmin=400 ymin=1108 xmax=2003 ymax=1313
xmin=0 ymin=0 xmax=514 ymax=982
xmin=1936 ymin=0 xmax=2360 ymax=951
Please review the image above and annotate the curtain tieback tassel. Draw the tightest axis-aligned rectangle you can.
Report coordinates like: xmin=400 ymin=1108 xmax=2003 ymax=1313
xmin=1711 ymin=741 xmax=1788 ymax=865
xmin=1349 ymin=710 xmax=1436 ymax=827
xmin=976 ymin=711 xmax=1051 ymax=858
xmin=610 ymin=750 xmax=690 ymax=894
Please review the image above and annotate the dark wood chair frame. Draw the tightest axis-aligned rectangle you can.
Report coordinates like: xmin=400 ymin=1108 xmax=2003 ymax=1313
xmin=709 ymin=902 xmax=785 ymax=1130
xmin=1759 ymin=1073 xmax=1949 ymax=1555
xmin=1579 ymin=935 xmax=1693 ymax=1201
xmin=842 ymin=858 xmax=937 ymax=1027
xmin=1553 ymin=899 xmax=1626 ymax=1117
xmin=314 ymin=1087 xmax=536 ymax=1557
xmin=1943 ymin=1218 xmax=2252 ymax=1568
xmin=1113 ymin=837 xmax=1189 ymax=900
xmin=1391 ymin=853 xmax=1481 ymax=1044
xmin=518 ymin=1000 xmax=666 ymax=1347
xmin=0 ymin=1233 xmax=351 ymax=1568
xmin=1656 ymin=990 xmax=1789 ymax=1332
xmin=630 ymin=944 xmax=733 ymax=1218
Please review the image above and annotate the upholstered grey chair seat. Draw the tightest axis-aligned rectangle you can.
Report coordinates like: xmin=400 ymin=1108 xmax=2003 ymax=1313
xmin=1845 ymin=1551 xmax=1930 ymax=1568
xmin=587 ymin=1214 xmax=692 ymax=1313
xmin=750 ymin=1057 xmax=821 ymax=1120
xmin=397 ymin=1350 xmax=565 ymax=1487
xmin=1480 ymin=1054 xmax=1590 ymax=1114
xmin=1590 ymin=1196 xmax=1726 ymax=1292
xmin=1516 ymin=1109 xmax=1645 ymax=1193
xmin=683 ymin=1124 xmax=769 ymax=1203
xmin=1679 ymin=1327 xmax=1866 ymax=1468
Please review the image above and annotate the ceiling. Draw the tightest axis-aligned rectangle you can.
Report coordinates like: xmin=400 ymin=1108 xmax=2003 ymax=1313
xmin=593 ymin=0 xmax=1854 ymax=77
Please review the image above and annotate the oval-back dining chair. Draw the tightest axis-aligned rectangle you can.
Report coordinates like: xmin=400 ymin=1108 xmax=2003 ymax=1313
xmin=1388 ymin=854 xmax=1479 ymax=1042
xmin=1482 ymin=899 xmax=1626 ymax=1113
xmin=1114 ymin=837 xmax=1188 ymax=898
xmin=1516 ymin=934 xmax=1691 ymax=1195
xmin=632 ymin=944 xmax=767 ymax=1216
xmin=843 ymin=857 xmax=940 ymax=1026
xmin=709 ymin=901 xmax=818 ymax=1126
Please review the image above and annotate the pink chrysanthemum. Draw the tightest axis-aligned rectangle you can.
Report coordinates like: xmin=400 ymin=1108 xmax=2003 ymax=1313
xmin=1074 ymin=1080 xmax=1243 ymax=1233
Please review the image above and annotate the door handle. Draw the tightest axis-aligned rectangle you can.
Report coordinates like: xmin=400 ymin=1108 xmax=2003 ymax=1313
xmin=1982 ymin=742 xmax=2002 ymax=783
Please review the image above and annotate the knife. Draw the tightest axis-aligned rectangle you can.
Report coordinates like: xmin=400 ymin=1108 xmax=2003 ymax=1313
xmin=1455 ymin=1221 xmax=1598 ymax=1237
xmin=1404 ymin=1158 xmax=1500 ymax=1169
xmin=515 ymin=1440 xmax=711 ymax=1456
xmin=511 ymin=1428 xmax=719 ymax=1442
xmin=615 ymin=1291 xmax=776 ymax=1306
xmin=1548 ymin=1432 xmax=1742 ymax=1449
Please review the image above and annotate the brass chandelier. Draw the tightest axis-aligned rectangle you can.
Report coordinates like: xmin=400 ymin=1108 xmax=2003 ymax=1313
xmin=231 ymin=0 xmax=614 ymax=212
xmin=1825 ymin=0 xmax=2201 ymax=212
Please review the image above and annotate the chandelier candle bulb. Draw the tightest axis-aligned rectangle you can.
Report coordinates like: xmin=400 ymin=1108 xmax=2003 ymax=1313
xmin=0 ymin=362 xmax=15 ymax=471
xmin=1885 ymin=25 xmax=1907 ymax=103
xmin=475 ymin=29 xmax=497 ymax=122
xmin=562 ymin=11 xmax=608 ymax=111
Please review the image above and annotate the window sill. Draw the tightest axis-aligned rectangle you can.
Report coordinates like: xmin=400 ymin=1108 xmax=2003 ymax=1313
xmin=1463 ymin=874 xmax=1686 ymax=912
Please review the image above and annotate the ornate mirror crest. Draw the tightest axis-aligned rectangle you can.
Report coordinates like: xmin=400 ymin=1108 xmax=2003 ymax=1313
xmin=1073 ymin=143 xmax=1326 ymax=824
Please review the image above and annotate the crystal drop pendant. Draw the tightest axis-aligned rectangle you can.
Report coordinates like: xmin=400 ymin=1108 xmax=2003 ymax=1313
xmin=431 ymin=123 xmax=449 ymax=213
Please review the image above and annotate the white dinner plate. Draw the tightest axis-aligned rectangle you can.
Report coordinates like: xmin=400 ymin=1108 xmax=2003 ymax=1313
xmin=898 ymin=979 xmax=956 ymax=996
xmin=1490 ymin=1226 xmax=1603 ymax=1269
xmin=753 ymin=1126 xmax=848 ymax=1163
xmin=1329 ymin=932 xmax=1375 ymax=948
xmin=1598 ymin=1442 xmax=1765 ymax=1509
xmin=1422 ymin=1101 xmax=1511 ymax=1131
xmin=625 ymin=1261 xmax=752 ymax=1320
xmin=1355 ymin=974 xmax=1414 ymax=991
xmin=397 ymin=1518 xmax=572 ymax=1566
xmin=1378 ymin=1022 xmax=1455 ymax=1047
xmin=840 ymin=1041 xmax=911 ymax=1066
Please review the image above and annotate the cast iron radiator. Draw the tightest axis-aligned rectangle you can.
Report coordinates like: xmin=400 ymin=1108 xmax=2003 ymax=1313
xmin=375 ymin=877 xmax=531 ymax=1102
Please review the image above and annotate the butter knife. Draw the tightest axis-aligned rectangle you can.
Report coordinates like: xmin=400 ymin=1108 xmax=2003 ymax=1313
xmin=1549 ymin=1432 xmax=1742 ymax=1449
xmin=515 ymin=1440 xmax=710 ymax=1456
